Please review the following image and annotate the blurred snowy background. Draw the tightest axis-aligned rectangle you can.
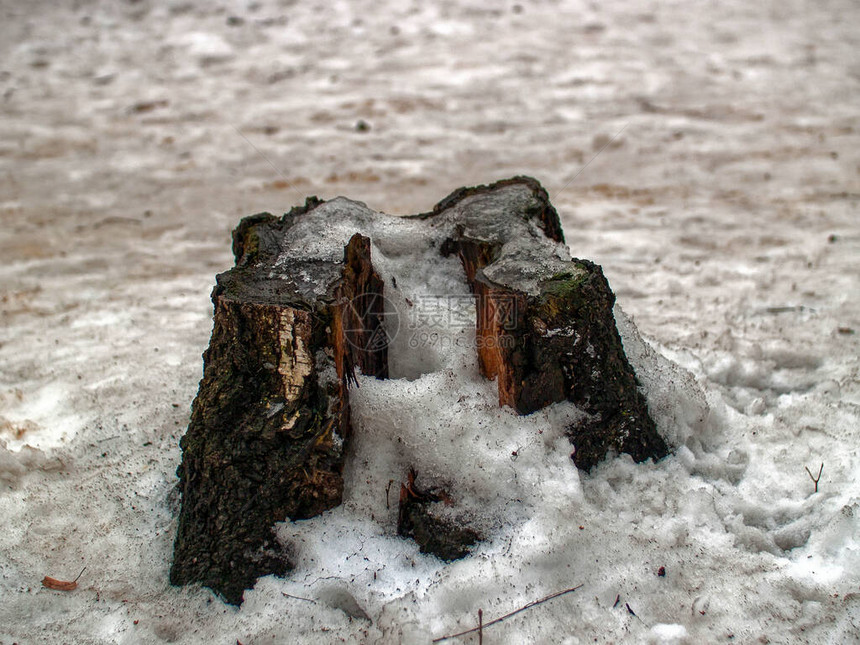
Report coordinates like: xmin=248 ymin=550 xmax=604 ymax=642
xmin=0 ymin=0 xmax=857 ymax=643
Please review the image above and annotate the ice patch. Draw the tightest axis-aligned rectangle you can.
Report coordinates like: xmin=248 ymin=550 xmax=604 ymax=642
xmin=615 ymin=304 xmax=715 ymax=450
xmin=174 ymin=31 xmax=235 ymax=65
xmin=0 ymin=384 xmax=83 ymax=451
xmin=648 ymin=623 xmax=689 ymax=644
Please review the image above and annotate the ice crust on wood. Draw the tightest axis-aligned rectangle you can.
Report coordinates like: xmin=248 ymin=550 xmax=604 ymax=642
xmin=171 ymin=176 xmax=668 ymax=604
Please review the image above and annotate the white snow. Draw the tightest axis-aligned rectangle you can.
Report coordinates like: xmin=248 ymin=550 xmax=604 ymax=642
xmin=0 ymin=0 xmax=858 ymax=643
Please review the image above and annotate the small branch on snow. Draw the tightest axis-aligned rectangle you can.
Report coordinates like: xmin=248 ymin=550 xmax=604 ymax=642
xmin=385 ymin=479 xmax=394 ymax=509
xmin=432 ymin=585 xmax=583 ymax=643
xmin=805 ymin=463 xmax=823 ymax=493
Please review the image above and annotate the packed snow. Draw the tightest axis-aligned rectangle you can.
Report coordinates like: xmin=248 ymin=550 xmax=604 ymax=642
xmin=0 ymin=0 xmax=858 ymax=643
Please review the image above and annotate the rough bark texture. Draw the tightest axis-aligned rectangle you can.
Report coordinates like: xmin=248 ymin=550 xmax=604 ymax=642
xmin=170 ymin=297 xmax=337 ymax=605
xmin=171 ymin=176 xmax=667 ymax=604
xmin=432 ymin=177 xmax=668 ymax=470
xmin=171 ymin=207 xmax=386 ymax=605
xmin=397 ymin=470 xmax=480 ymax=561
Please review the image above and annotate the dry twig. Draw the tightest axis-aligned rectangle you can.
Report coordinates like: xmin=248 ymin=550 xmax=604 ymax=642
xmin=432 ymin=584 xmax=583 ymax=643
xmin=805 ymin=463 xmax=823 ymax=493
xmin=385 ymin=479 xmax=394 ymax=509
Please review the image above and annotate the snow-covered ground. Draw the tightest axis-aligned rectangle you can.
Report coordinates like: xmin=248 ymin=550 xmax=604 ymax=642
xmin=0 ymin=0 xmax=858 ymax=643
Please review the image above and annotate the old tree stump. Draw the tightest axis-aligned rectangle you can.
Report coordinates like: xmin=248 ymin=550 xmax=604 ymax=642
xmin=170 ymin=177 xmax=668 ymax=604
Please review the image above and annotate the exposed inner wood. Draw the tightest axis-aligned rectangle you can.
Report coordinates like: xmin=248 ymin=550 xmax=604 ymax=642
xmin=333 ymin=233 xmax=389 ymax=384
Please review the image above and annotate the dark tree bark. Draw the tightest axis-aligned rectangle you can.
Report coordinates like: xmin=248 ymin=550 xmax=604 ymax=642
xmin=397 ymin=469 xmax=480 ymax=561
xmin=170 ymin=210 xmax=387 ymax=604
xmin=431 ymin=178 xmax=666 ymax=469
xmin=171 ymin=176 xmax=668 ymax=604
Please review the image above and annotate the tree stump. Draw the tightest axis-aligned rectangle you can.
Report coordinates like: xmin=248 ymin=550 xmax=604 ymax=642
xmin=170 ymin=176 xmax=668 ymax=604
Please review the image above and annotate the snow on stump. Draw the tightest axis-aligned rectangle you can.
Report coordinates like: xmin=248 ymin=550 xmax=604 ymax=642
xmin=170 ymin=176 xmax=668 ymax=604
